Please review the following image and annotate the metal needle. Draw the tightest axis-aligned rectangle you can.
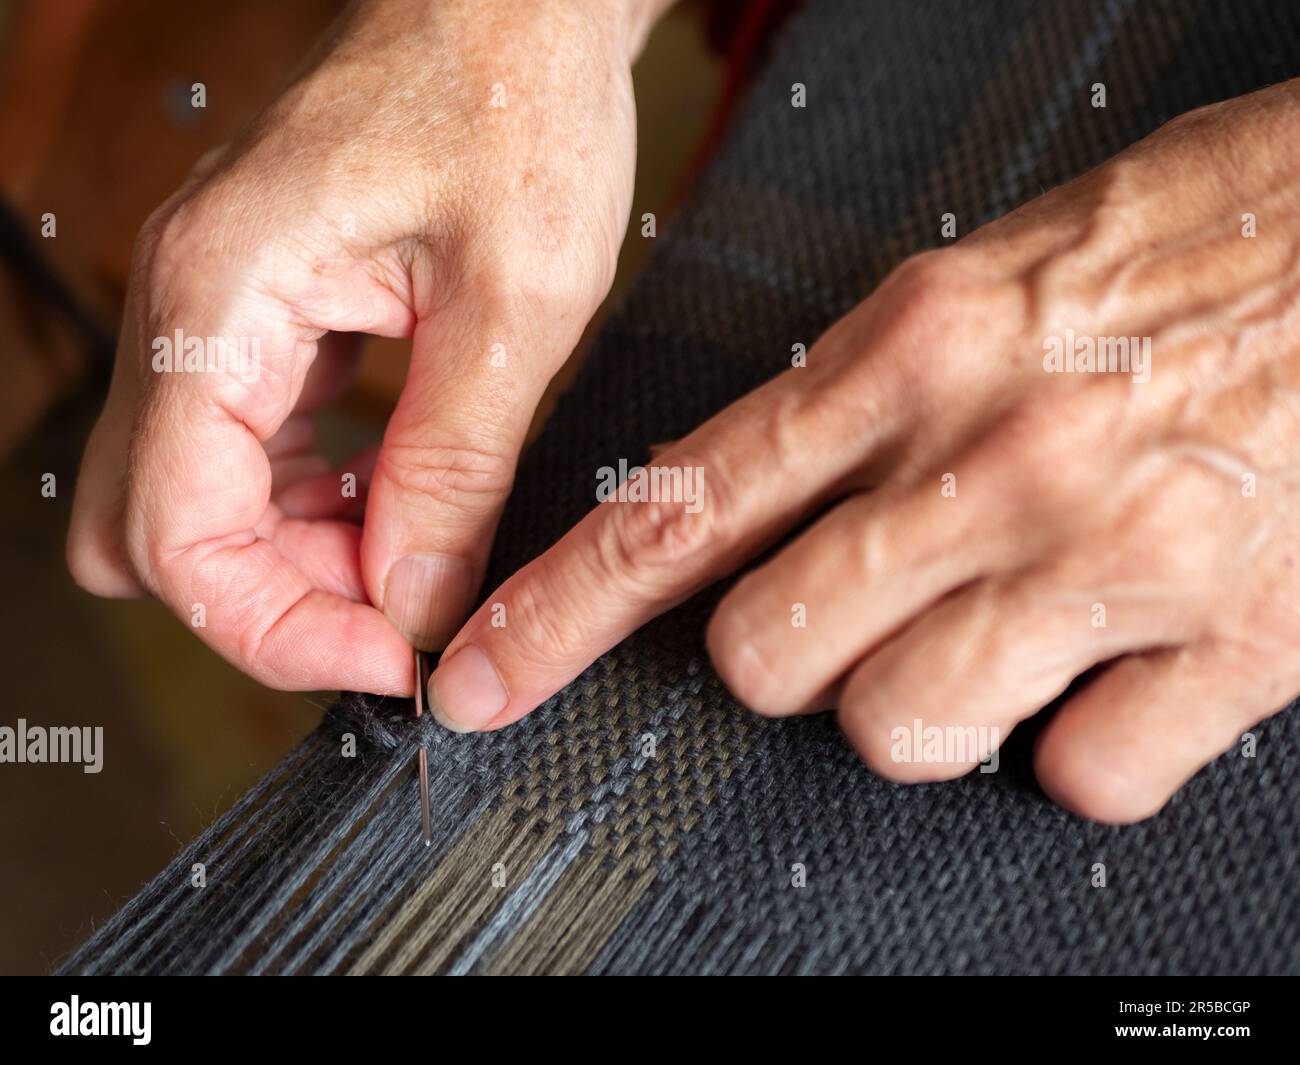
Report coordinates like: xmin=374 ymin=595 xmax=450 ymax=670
xmin=414 ymin=649 xmax=432 ymax=847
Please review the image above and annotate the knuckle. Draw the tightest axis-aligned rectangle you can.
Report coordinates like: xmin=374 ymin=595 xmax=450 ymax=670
xmin=189 ymin=142 xmax=231 ymax=182
xmin=835 ymin=499 xmax=892 ymax=592
xmin=380 ymin=440 xmax=516 ymax=514
xmin=956 ymin=585 xmax=1023 ymax=683
xmin=526 ymin=252 xmax=609 ymax=319
xmin=594 ymin=486 xmax=719 ymax=594
xmin=141 ymin=188 xmax=237 ymax=304
xmin=884 ymin=248 xmax=954 ymax=295
xmin=145 ymin=201 xmax=199 ymax=283
xmin=135 ymin=212 xmax=206 ymax=316
xmin=867 ymin=249 xmax=985 ymax=398
xmin=125 ymin=207 xmax=178 ymax=304
xmin=880 ymin=250 xmax=973 ymax=329
xmin=475 ymin=247 xmax=607 ymax=340
xmin=1154 ymin=100 xmax=1219 ymax=140
xmin=501 ymin=569 xmax=590 ymax=669
xmin=131 ymin=206 xmax=169 ymax=268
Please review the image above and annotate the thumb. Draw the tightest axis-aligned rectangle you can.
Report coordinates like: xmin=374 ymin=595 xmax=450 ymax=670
xmin=363 ymin=291 xmax=554 ymax=651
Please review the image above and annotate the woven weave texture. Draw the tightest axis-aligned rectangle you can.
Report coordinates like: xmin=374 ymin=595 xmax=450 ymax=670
xmin=65 ymin=0 xmax=1300 ymax=975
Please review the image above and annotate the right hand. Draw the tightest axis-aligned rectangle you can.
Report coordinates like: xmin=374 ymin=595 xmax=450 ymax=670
xmin=67 ymin=0 xmax=662 ymax=693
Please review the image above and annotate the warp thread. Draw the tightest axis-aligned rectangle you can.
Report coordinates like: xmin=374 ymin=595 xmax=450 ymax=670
xmin=325 ymin=691 xmax=443 ymax=752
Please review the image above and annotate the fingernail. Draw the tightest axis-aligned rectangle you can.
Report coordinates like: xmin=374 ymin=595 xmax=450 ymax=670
xmin=383 ymin=553 xmax=475 ymax=651
xmin=427 ymin=645 xmax=508 ymax=732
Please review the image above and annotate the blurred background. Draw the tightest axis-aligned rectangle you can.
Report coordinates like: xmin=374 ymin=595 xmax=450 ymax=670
xmin=0 ymin=0 xmax=740 ymax=973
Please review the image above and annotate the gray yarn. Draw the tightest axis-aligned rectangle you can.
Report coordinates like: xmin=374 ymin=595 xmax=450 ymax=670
xmin=63 ymin=0 xmax=1300 ymax=975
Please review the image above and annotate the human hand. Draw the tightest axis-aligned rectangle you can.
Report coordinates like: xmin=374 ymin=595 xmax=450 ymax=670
xmin=428 ymin=81 xmax=1300 ymax=821
xmin=67 ymin=0 xmax=668 ymax=692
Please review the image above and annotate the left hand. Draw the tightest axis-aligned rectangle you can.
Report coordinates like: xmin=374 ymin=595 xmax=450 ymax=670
xmin=425 ymin=81 xmax=1300 ymax=823
xmin=65 ymin=0 xmax=658 ymax=693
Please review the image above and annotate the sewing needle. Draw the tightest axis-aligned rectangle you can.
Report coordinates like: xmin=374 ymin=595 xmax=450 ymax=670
xmin=414 ymin=648 xmax=432 ymax=847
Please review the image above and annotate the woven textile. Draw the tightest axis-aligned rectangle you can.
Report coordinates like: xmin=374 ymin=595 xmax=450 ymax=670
xmin=64 ymin=0 xmax=1300 ymax=975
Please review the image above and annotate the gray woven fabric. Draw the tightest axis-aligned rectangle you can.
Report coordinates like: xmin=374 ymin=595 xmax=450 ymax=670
xmin=65 ymin=0 xmax=1300 ymax=975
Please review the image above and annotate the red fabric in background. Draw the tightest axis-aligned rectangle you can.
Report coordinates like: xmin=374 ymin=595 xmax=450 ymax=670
xmin=682 ymin=0 xmax=802 ymax=189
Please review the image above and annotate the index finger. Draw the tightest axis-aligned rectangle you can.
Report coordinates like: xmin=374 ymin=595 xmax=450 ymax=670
xmin=425 ymin=362 xmax=907 ymax=731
